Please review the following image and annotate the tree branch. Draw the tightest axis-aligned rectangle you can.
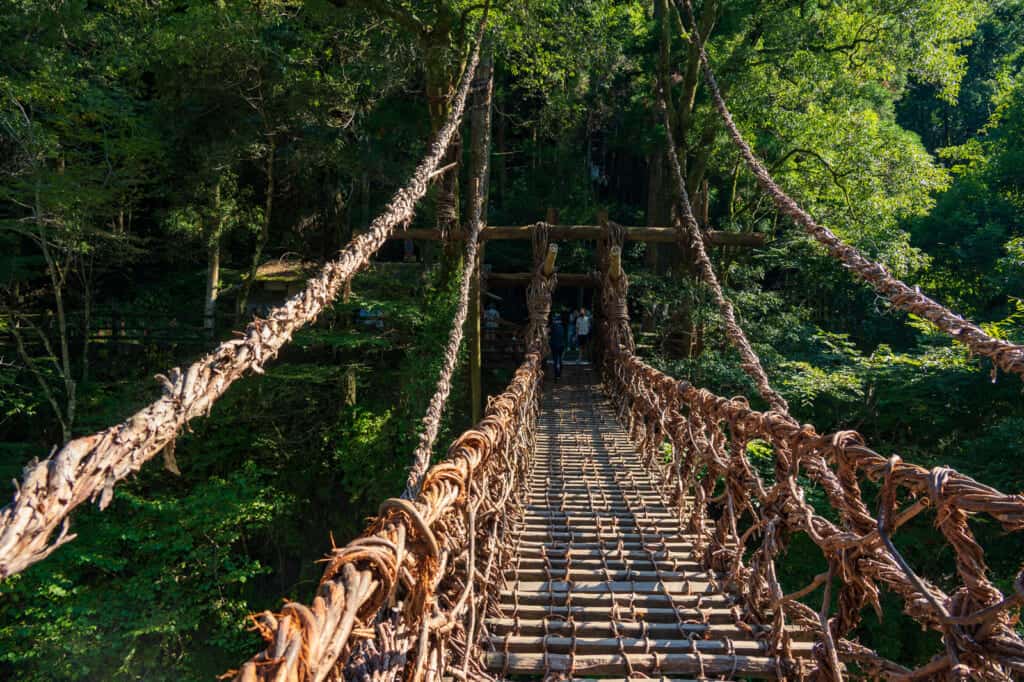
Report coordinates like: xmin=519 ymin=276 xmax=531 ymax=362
xmin=334 ymin=0 xmax=424 ymax=35
xmin=770 ymin=147 xmax=860 ymax=220
xmin=4 ymin=314 xmax=68 ymax=439
xmin=13 ymin=312 xmax=64 ymax=379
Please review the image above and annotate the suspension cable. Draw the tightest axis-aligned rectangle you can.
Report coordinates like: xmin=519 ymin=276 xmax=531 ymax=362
xmin=404 ymin=37 xmax=494 ymax=499
xmin=658 ymin=94 xmax=791 ymax=415
xmin=0 ymin=9 xmax=490 ymax=580
xmin=673 ymin=0 xmax=1024 ymax=380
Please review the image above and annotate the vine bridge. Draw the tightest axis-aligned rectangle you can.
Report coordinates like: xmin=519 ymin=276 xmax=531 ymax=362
xmin=2 ymin=3 xmax=1024 ymax=681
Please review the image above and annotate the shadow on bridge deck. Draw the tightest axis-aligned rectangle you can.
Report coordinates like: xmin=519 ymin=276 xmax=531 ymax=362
xmin=484 ymin=366 xmax=813 ymax=680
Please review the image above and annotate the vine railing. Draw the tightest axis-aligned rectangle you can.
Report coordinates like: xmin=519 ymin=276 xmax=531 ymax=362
xmin=230 ymin=249 xmax=555 ymax=682
xmin=596 ymin=250 xmax=1024 ymax=680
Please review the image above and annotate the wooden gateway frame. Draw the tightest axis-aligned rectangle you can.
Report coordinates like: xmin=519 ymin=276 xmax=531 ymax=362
xmin=391 ymin=212 xmax=765 ymax=420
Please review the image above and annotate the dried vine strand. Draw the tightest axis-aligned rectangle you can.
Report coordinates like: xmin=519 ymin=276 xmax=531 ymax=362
xmin=673 ymin=0 xmax=1024 ymax=380
xmin=404 ymin=39 xmax=494 ymax=499
xmin=658 ymin=94 xmax=790 ymax=414
xmin=0 ymin=13 xmax=489 ymax=580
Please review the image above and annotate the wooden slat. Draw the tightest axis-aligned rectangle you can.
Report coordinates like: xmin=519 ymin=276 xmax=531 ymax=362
xmin=485 ymin=618 xmax=789 ymax=638
xmin=490 ymin=635 xmax=816 ymax=656
xmin=510 ymin=552 xmax=707 ymax=564
xmin=493 ymin=604 xmax=745 ymax=624
xmin=486 ymin=652 xmax=791 ymax=677
xmin=505 ymin=568 xmax=706 ymax=581
xmin=499 ymin=592 xmax=731 ymax=608
xmin=507 ymin=580 xmax=723 ymax=594
xmin=486 ymin=366 xmax=806 ymax=679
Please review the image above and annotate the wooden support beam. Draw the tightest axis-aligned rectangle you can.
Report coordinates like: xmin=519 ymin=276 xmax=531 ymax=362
xmin=486 ymin=272 xmax=598 ymax=287
xmin=469 ymin=243 xmax=483 ymax=423
xmin=395 ymin=225 xmax=764 ymax=247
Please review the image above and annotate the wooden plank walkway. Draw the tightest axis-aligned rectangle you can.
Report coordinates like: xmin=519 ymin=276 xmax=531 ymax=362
xmin=485 ymin=366 xmax=809 ymax=680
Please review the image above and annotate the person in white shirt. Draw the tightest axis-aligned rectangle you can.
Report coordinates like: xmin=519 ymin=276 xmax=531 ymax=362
xmin=575 ymin=308 xmax=592 ymax=361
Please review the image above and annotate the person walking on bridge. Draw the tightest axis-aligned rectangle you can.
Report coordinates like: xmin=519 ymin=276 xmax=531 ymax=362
xmin=550 ymin=314 xmax=566 ymax=381
xmin=575 ymin=307 xmax=592 ymax=362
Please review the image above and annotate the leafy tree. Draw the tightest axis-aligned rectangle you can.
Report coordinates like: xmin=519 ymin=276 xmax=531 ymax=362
xmin=0 ymin=0 xmax=159 ymax=441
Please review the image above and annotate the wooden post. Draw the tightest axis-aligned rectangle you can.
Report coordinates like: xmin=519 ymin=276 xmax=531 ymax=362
xmin=543 ymin=244 xmax=558 ymax=276
xmin=546 ymin=207 xmax=559 ymax=225
xmin=469 ymin=243 xmax=483 ymax=423
xmin=609 ymin=246 xmax=622 ymax=280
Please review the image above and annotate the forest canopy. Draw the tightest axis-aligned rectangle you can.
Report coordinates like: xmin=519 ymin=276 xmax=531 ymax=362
xmin=0 ymin=0 xmax=1022 ymax=678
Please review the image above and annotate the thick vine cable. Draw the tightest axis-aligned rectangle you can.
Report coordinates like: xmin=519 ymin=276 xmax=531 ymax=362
xmin=674 ymin=0 xmax=1024 ymax=380
xmin=658 ymin=96 xmax=790 ymax=415
xmin=231 ymin=242 xmax=554 ymax=682
xmin=0 ymin=13 xmax=488 ymax=580
xmin=403 ymin=43 xmax=493 ymax=499
xmin=598 ymin=257 xmax=1024 ymax=680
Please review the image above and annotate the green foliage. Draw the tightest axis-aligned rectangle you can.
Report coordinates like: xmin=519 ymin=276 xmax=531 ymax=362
xmin=0 ymin=463 xmax=289 ymax=680
xmin=910 ymin=67 xmax=1024 ymax=316
xmin=1 ymin=0 xmax=1023 ymax=677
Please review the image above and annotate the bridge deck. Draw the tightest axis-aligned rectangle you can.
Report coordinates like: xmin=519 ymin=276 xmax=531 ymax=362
xmin=485 ymin=366 xmax=808 ymax=680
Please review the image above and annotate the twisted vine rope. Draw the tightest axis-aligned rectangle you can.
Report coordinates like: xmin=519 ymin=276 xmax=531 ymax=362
xmin=403 ymin=47 xmax=494 ymax=499
xmin=597 ymin=257 xmax=1024 ymax=680
xmin=230 ymin=244 xmax=556 ymax=682
xmin=672 ymin=0 xmax=1024 ymax=380
xmin=0 ymin=13 xmax=488 ymax=580
xmin=658 ymin=96 xmax=790 ymax=414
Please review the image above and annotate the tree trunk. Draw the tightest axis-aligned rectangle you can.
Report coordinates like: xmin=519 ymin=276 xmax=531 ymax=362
xmin=660 ymin=0 xmax=712 ymax=359
xmin=496 ymin=103 xmax=507 ymax=208
xmin=343 ymin=365 xmax=357 ymax=407
xmin=35 ymin=187 xmax=75 ymax=443
xmin=425 ymin=40 xmax=462 ymax=283
xmin=204 ymin=241 xmax=221 ymax=339
xmin=237 ymin=140 xmax=276 ymax=320
xmin=643 ymin=150 xmax=663 ymax=333
xmin=80 ymin=255 xmax=92 ymax=386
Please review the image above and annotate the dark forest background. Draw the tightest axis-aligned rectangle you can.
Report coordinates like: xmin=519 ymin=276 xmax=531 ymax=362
xmin=1 ymin=0 xmax=1022 ymax=678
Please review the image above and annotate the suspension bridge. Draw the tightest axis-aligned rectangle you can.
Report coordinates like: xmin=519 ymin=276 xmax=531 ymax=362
xmin=2 ymin=3 xmax=1024 ymax=680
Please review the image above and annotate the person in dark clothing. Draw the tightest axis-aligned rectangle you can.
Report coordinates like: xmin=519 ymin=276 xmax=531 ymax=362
xmin=550 ymin=315 xmax=566 ymax=380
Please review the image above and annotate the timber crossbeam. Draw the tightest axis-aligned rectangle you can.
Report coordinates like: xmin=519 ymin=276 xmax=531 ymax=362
xmin=486 ymin=272 xmax=597 ymax=287
xmin=395 ymin=225 xmax=765 ymax=246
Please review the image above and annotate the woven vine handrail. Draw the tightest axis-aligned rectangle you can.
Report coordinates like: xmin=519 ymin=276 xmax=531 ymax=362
xmin=229 ymin=246 xmax=556 ymax=682
xmin=596 ymin=255 xmax=1024 ymax=680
